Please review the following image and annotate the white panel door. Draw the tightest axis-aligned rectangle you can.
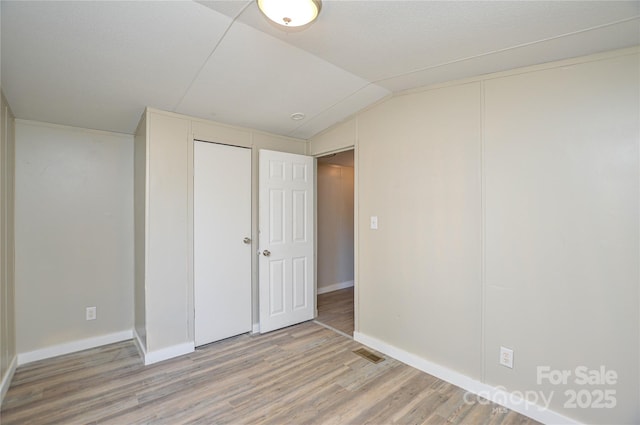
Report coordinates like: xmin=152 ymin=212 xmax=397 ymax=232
xmin=259 ymin=149 xmax=315 ymax=333
xmin=194 ymin=141 xmax=251 ymax=346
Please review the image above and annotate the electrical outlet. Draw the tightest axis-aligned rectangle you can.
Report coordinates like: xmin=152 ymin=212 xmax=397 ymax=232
xmin=86 ymin=306 xmax=97 ymax=321
xmin=500 ymin=346 xmax=514 ymax=368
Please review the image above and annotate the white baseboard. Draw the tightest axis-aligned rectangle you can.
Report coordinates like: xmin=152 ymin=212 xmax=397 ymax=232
xmin=133 ymin=329 xmax=193 ymax=365
xmin=0 ymin=355 xmax=17 ymax=404
xmin=353 ymin=332 xmax=580 ymax=425
xmin=17 ymin=330 xmax=133 ymax=366
xmin=252 ymin=323 xmax=260 ymax=334
xmin=317 ymin=280 xmax=354 ymax=295
xmin=143 ymin=341 xmax=194 ymax=365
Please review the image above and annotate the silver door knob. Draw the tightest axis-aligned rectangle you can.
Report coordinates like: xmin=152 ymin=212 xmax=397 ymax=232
xmin=262 ymin=250 xmax=271 ymax=257
xmin=243 ymin=237 xmax=251 ymax=244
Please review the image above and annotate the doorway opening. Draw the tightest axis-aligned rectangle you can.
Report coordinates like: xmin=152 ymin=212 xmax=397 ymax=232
xmin=315 ymin=149 xmax=355 ymax=336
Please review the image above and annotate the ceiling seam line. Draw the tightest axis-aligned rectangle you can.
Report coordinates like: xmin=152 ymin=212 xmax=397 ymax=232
xmin=286 ymin=83 xmax=373 ymax=136
xmin=171 ymin=0 xmax=254 ymax=112
xmin=290 ymin=15 xmax=638 ymax=138
xmin=372 ymin=15 xmax=640 ymax=85
xmin=286 ymin=82 xmax=391 ymax=138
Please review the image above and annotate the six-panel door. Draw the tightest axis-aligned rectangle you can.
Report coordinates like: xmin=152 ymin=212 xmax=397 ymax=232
xmin=259 ymin=149 xmax=315 ymax=333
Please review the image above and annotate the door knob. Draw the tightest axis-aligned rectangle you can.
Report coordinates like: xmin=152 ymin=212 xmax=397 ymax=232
xmin=262 ymin=250 xmax=271 ymax=257
xmin=243 ymin=237 xmax=251 ymax=244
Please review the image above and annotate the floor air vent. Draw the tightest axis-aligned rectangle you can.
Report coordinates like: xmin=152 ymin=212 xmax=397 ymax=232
xmin=353 ymin=348 xmax=385 ymax=364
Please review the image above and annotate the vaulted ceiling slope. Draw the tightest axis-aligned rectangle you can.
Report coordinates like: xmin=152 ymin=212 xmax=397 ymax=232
xmin=1 ymin=1 xmax=639 ymax=139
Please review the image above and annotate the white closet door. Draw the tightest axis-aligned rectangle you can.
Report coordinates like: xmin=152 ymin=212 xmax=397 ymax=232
xmin=194 ymin=141 xmax=251 ymax=346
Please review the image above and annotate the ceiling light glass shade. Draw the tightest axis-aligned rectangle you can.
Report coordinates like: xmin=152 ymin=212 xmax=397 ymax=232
xmin=257 ymin=0 xmax=321 ymax=27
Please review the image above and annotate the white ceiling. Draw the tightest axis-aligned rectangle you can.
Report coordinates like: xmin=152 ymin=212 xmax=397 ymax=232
xmin=1 ymin=1 xmax=639 ymax=139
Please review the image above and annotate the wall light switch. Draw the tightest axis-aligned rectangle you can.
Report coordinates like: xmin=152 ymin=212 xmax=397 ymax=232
xmin=500 ymin=346 xmax=513 ymax=368
xmin=370 ymin=216 xmax=378 ymax=230
xmin=86 ymin=306 xmax=97 ymax=321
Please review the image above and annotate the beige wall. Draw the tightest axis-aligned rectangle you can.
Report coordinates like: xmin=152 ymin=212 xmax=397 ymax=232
xmin=310 ymin=48 xmax=640 ymax=424
xmin=14 ymin=121 xmax=134 ymax=355
xmin=482 ymin=52 xmax=639 ymax=424
xmin=359 ymin=81 xmax=483 ymax=379
xmin=309 ymin=118 xmax=356 ymax=156
xmin=144 ymin=112 xmax=190 ymax=354
xmin=317 ymin=163 xmax=354 ymax=292
xmin=133 ymin=114 xmax=147 ymax=348
xmin=136 ymin=109 xmax=307 ymax=359
xmin=0 ymin=91 xmax=16 ymax=402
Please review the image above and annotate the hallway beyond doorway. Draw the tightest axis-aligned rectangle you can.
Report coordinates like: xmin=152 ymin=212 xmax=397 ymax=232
xmin=316 ymin=287 xmax=354 ymax=336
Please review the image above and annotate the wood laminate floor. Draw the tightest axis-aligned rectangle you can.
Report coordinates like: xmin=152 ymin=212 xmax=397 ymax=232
xmin=316 ymin=287 xmax=354 ymax=336
xmin=1 ymin=322 xmax=540 ymax=425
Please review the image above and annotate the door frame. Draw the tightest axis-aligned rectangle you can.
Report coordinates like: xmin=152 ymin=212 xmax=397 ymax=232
xmin=313 ymin=146 xmax=358 ymax=333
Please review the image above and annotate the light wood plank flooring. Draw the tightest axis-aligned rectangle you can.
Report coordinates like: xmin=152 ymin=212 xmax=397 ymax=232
xmin=317 ymin=287 xmax=354 ymax=336
xmin=1 ymin=322 xmax=540 ymax=425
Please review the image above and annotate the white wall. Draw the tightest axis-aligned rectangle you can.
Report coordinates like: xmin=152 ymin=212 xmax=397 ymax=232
xmin=317 ymin=163 xmax=354 ymax=293
xmin=310 ymin=47 xmax=640 ymax=424
xmin=15 ymin=121 xmax=134 ymax=358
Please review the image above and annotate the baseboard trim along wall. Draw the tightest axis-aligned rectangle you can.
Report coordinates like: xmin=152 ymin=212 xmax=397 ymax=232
xmin=0 ymin=355 xmax=17 ymax=404
xmin=141 ymin=341 xmax=194 ymax=366
xmin=17 ymin=330 xmax=133 ymax=366
xmin=317 ymin=280 xmax=354 ymax=295
xmin=134 ymin=329 xmax=195 ymax=365
xmin=353 ymin=331 xmax=581 ymax=425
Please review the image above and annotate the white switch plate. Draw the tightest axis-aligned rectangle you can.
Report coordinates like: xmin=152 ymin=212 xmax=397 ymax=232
xmin=86 ymin=306 xmax=96 ymax=321
xmin=370 ymin=216 xmax=378 ymax=230
xmin=500 ymin=346 xmax=514 ymax=368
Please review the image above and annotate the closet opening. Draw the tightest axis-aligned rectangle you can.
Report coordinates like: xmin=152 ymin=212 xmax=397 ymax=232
xmin=315 ymin=149 xmax=355 ymax=337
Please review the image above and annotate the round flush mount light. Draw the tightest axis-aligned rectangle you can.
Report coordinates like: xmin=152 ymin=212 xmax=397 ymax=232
xmin=290 ymin=112 xmax=306 ymax=121
xmin=257 ymin=0 xmax=321 ymax=27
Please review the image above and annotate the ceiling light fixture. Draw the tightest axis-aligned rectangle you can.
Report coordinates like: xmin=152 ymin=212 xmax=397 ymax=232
xmin=290 ymin=112 xmax=306 ymax=121
xmin=257 ymin=0 xmax=321 ymax=27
